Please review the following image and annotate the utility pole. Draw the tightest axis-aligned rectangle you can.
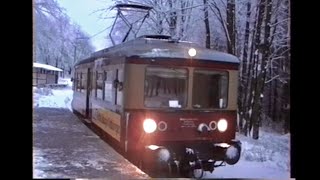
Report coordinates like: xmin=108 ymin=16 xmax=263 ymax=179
xmin=71 ymin=37 xmax=90 ymax=78
xmin=71 ymin=41 xmax=77 ymax=80
xmin=73 ymin=37 xmax=90 ymax=65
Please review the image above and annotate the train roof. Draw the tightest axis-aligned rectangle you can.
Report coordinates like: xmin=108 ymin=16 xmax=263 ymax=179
xmin=76 ymin=35 xmax=240 ymax=66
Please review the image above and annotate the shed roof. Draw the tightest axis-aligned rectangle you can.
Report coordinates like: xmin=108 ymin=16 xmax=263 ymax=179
xmin=33 ymin=62 xmax=63 ymax=72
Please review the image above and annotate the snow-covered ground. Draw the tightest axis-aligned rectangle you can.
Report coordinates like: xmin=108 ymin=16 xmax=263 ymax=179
xmin=33 ymin=78 xmax=73 ymax=111
xmin=204 ymin=131 xmax=290 ymax=179
xmin=33 ymin=78 xmax=291 ymax=179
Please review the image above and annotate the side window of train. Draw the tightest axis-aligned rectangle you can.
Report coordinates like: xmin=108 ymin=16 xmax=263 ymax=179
xmin=74 ymin=72 xmax=77 ymax=91
xmin=77 ymin=72 xmax=81 ymax=92
xmin=94 ymin=71 xmax=97 ymax=97
xmin=104 ymin=70 xmax=113 ymax=102
xmin=81 ymin=73 xmax=87 ymax=94
xmin=72 ymin=72 xmax=76 ymax=91
xmin=96 ymin=71 xmax=104 ymax=100
xmin=79 ymin=73 xmax=82 ymax=92
xmin=116 ymin=69 xmax=124 ymax=106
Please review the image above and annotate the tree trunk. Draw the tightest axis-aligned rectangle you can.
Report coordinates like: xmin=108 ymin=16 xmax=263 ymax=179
xmin=203 ymin=0 xmax=211 ymax=48
xmin=179 ymin=0 xmax=192 ymax=40
xmin=248 ymin=0 xmax=265 ymax=139
xmin=283 ymin=0 xmax=290 ymax=133
xmin=238 ymin=0 xmax=251 ymax=134
xmin=226 ymin=0 xmax=236 ymax=54
xmin=154 ymin=0 xmax=164 ymax=34
xmin=168 ymin=0 xmax=177 ymax=38
xmin=282 ymin=80 xmax=290 ymax=133
xmin=267 ymin=67 xmax=273 ymax=118
xmin=243 ymin=0 xmax=262 ymax=136
xmin=251 ymin=0 xmax=272 ymax=139
xmin=272 ymin=80 xmax=278 ymax=121
xmin=55 ymin=57 xmax=58 ymax=67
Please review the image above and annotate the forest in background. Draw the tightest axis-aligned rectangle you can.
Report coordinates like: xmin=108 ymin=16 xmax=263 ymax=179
xmin=107 ymin=0 xmax=290 ymax=139
xmin=33 ymin=0 xmax=290 ymax=139
xmin=33 ymin=0 xmax=95 ymax=75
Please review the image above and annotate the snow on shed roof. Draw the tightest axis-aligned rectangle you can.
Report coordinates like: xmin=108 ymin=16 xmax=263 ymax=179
xmin=33 ymin=62 xmax=63 ymax=71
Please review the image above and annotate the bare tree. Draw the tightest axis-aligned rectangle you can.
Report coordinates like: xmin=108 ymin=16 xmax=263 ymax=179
xmin=104 ymin=0 xmax=291 ymax=138
xmin=238 ymin=0 xmax=252 ymax=134
xmin=203 ymin=0 xmax=211 ymax=48
xmin=209 ymin=0 xmax=236 ymax=54
xmin=34 ymin=0 xmax=94 ymax=74
xmin=226 ymin=0 xmax=236 ymax=54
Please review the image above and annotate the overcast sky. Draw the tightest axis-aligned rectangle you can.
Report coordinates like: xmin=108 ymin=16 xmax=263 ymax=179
xmin=57 ymin=0 xmax=116 ymax=51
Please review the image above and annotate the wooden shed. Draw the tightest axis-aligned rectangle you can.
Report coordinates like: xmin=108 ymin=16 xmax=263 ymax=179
xmin=33 ymin=62 xmax=63 ymax=86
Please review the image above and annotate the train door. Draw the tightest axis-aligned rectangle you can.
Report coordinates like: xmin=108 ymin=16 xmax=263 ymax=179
xmin=86 ymin=68 xmax=92 ymax=118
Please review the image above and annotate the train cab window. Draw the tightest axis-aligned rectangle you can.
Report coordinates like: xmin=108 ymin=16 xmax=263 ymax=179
xmin=96 ymin=71 xmax=104 ymax=99
xmin=144 ymin=67 xmax=188 ymax=108
xmin=192 ymin=69 xmax=228 ymax=109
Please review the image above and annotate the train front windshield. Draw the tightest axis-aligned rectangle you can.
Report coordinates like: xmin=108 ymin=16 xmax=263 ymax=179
xmin=192 ymin=69 xmax=228 ymax=109
xmin=144 ymin=67 xmax=229 ymax=109
xmin=144 ymin=67 xmax=188 ymax=108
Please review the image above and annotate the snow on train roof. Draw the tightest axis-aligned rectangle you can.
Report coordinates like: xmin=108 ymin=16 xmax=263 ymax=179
xmin=33 ymin=62 xmax=63 ymax=71
xmin=133 ymin=38 xmax=240 ymax=64
xmin=79 ymin=36 xmax=240 ymax=65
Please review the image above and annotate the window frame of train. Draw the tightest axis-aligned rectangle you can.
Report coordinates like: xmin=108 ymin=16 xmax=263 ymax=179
xmin=192 ymin=68 xmax=229 ymax=109
xmin=95 ymin=71 xmax=105 ymax=100
xmin=92 ymin=67 xmax=124 ymax=107
xmin=144 ymin=66 xmax=189 ymax=109
xmin=105 ymin=70 xmax=114 ymax=103
xmin=81 ymin=72 xmax=87 ymax=94
xmin=115 ymin=68 xmax=124 ymax=106
xmin=76 ymin=72 xmax=82 ymax=92
xmin=74 ymin=70 xmax=86 ymax=93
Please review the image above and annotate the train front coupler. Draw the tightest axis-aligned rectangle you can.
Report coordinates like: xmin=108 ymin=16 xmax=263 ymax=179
xmin=176 ymin=140 xmax=241 ymax=177
xmin=142 ymin=145 xmax=202 ymax=177
xmin=213 ymin=139 xmax=242 ymax=165
xmin=140 ymin=145 xmax=171 ymax=175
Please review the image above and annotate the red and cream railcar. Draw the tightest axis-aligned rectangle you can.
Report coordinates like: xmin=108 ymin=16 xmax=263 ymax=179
xmin=72 ymin=35 xmax=241 ymax=177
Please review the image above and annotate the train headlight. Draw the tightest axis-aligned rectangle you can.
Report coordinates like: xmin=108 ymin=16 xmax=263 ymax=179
xmin=143 ymin=118 xmax=157 ymax=133
xmin=188 ymin=48 xmax=197 ymax=57
xmin=217 ymin=119 xmax=228 ymax=132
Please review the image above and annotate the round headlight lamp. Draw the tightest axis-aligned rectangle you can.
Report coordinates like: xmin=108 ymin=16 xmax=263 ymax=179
xmin=143 ymin=118 xmax=157 ymax=133
xmin=217 ymin=119 xmax=228 ymax=132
